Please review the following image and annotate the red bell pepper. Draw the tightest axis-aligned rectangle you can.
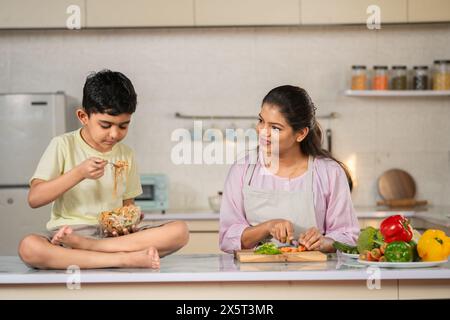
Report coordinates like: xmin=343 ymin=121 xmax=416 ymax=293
xmin=380 ymin=215 xmax=413 ymax=243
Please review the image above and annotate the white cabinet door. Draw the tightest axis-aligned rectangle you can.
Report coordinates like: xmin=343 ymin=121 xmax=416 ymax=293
xmin=301 ymin=0 xmax=407 ymax=24
xmin=408 ymin=0 xmax=450 ymax=22
xmin=0 ymin=188 xmax=51 ymax=255
xmin=176 ymin=232 xmax=221 ymax=254
xmin=0 ymin=94 xmax=65 ymax=185
xmin=86 ymin=0 xmax=194 ymax=27
xmin=145 ymin=219 xmax=220 ymax=254
xmin=195 ymin=0 xmax=300 ymax=26
xmin=0 ymin=0 xmax=85 ymax=29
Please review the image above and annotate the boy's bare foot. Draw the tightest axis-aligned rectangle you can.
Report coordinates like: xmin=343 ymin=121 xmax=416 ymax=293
xmin=127 ymin=247 xmax=160 ymax=269
xmin=51 ymin=226 xmax=73 ymax=245
xmin=51 ymin=226 xmax=89 ymax=249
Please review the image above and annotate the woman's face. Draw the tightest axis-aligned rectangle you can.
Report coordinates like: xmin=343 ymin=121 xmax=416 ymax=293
xmin=256 ymin=103 xmax=307 ymax=156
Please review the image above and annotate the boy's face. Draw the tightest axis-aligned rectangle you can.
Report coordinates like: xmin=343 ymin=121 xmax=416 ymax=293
xmin=77 ymin=109 xmax=131 ymax=152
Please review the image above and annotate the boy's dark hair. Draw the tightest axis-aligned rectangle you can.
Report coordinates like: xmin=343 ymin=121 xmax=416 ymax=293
xmin=82 ymin=69 xmax=137 ymax=116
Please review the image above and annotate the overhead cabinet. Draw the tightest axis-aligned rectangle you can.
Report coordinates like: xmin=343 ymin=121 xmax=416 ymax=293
xmin=194 ymin=0 xmax=300 ymax=26
xmin=86 ymin=0 xmax=194 ymax=27
xmin=0 ymin=0 xmax=449 ymax=29
xmin=0 ymin=0 xmax=86 ymax=29
xmin=408 ymin=0 xmax=450 ymax=22
xmin=300 ymin=0 xmax=408 ymax=24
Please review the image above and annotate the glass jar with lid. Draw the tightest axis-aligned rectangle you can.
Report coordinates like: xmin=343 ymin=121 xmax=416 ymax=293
xmin=413 ymin=66 xmax=429 ymax=90
xmin=351 ymin=65 xmax=367 ymax=90
xmin=391 ymin=65 xmax=407 ymax=90
xmin=432 ymin=60 xmax=450 ymax=90
xmin=372 ymin=65 xmax=388 ymax=90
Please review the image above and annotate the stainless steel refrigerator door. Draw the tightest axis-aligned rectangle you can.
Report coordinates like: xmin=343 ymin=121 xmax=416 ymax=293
xmin=0 ymin=93 xmax=67 ymax=185
xmin=0 ymin=187 xmax=50 ymax=255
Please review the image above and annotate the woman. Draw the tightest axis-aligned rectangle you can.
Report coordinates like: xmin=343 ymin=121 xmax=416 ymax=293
xmin=219 ymin=85 xmax=359 ymax=253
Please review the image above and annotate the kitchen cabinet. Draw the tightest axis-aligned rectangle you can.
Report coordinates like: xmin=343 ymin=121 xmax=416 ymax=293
xmin=408 ymin=0 xmax=450 ymax=22
xmin=0 ymin=188 xmax=51 ymax=255
xmin=178 ymin=220 xmax=220 ymax=254
xmin=0 ymin=0 xmax=86 ymax=29
xmin=194 ymin=0 xmax=300 ymax=26
xmin=177 ymin=232 xmax=221 ymax=254
xmin=2 ymin=0 xmax=450 ymax=29
xmin=145 ymin=219 xmax=221 ymax=254
xmin=86 ymin=0 xmax=194 ymax=28
xmin=301 ymin=0 xmax=407 ymax=24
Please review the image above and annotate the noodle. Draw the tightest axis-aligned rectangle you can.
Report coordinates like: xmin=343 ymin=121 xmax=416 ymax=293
xmin=112 ymin=160 xmax=128 ymax=198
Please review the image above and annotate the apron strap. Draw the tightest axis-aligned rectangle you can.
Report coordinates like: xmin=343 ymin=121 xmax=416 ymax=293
xmin=244 ymin=162 xmax=257 ymax=186
xmin=306 ymin=155 xmax=315 ymax=213
xmin=244 ymin=148 xmax=260 ymax=186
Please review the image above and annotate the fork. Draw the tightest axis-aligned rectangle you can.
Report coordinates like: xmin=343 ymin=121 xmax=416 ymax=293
xmin=106 ymin=161 xmax=119 ymax=168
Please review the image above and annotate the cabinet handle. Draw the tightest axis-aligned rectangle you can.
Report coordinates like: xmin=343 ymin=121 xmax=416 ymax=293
xmin=7 ymin=198 xmax=14 ymax=204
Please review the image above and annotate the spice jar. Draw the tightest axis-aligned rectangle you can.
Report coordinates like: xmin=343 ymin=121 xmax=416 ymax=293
xmin=351 ymin=65 xmax=367 ymax=90
xmin=413 ymin=66 xmax=429 ymax=90
xmin=391 ymin=65 xmax=407 ymax=90
xmin=372 ymin=66 xmax=388 ymax=90
xmin=432 ymin=60 xmax=450 ymax=90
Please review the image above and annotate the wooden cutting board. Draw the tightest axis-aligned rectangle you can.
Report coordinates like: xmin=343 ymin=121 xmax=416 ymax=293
xmin=235 ymin=250 xmax=327 ymax=263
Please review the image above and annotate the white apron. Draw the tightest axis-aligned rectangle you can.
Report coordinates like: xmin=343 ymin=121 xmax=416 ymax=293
xmin=243 ymin=155 xmax=317 ymax=245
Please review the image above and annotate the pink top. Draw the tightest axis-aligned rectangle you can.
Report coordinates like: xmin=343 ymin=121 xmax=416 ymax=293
xmin=219 ymin=156 xmax=360 ymax=253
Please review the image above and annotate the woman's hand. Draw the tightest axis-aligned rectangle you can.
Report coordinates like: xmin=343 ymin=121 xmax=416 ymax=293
xmin=298 ymin=227 xmax=324 ymax=251
xmin=298 ymin=227 xmax=335 ymax=252
xmin=77 ymin=157 xmax=107 ymax=180
xmin=268 ymin=219 xmax=295 ymax=243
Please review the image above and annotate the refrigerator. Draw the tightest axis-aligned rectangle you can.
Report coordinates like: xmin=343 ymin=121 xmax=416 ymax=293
xmin=0 ymin=92 xmax=79 ymax=255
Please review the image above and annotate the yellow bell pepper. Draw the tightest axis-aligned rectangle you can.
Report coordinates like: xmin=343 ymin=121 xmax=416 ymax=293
xmin=417 ymin=229 xmax=450 ymax=262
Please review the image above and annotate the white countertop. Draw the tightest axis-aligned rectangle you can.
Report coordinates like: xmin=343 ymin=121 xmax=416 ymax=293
xmin=0 ymin=254 xmax=449 ymax=284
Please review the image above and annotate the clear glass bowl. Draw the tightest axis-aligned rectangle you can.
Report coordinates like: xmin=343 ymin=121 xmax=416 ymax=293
xmin=98 ymin=205 xmax=141 ymax=235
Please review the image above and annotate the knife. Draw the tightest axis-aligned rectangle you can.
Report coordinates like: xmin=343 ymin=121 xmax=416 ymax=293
xmin=279 ymin=239 xmax=300 ymax=248
xmin=291 ymin=239 xmax=300 ymax=247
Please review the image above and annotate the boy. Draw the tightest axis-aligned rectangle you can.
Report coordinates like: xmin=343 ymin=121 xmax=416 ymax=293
xmin=18 ymin=70 xmax=189 ymax=269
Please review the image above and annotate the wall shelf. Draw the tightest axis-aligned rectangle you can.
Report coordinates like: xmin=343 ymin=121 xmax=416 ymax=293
xmin=175 ymin=112 xmax=339 ymax=120
xmin=345 ymin=90 xmax=450 ymax=97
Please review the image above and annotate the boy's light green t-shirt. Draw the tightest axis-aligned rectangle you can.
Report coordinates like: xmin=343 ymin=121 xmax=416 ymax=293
xmin=30 ymin=128 xmax=143 ymax=231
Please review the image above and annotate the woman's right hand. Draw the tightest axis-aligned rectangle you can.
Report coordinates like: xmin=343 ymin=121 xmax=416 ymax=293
xmin=77 ymin=157 xmax=107 ymax=180
xmin=267 ymin=219 xmax=294 ymax=243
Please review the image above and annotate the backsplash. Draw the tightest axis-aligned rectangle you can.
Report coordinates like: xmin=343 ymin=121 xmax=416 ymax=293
xmin=0 ymin=24 xmax=449 ymax=210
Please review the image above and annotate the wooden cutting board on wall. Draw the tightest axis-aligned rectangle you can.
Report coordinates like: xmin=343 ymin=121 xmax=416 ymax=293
xmin=235 ymin=250 xmax=327 ymax=263
xmin=378 ymin=169 xmax=416 ymax=200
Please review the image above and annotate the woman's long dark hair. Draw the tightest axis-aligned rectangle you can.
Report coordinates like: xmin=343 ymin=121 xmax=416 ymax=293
xmin=262 ymin=85 xmax=353 ymax=191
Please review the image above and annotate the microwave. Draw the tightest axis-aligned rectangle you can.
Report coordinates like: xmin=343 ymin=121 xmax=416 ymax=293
xmin=135 ymin=174 xmax=169 ymax=213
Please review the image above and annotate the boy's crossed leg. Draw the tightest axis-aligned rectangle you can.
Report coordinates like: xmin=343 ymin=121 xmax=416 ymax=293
xmin=51 ymin=220 xmax=189 ymax=257
xmin=18 ymin=234 xmax=160 ymax=269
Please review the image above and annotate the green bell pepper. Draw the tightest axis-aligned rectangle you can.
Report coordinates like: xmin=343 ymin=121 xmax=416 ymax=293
xmin=384 ymin=241 xmax=413 ymax=262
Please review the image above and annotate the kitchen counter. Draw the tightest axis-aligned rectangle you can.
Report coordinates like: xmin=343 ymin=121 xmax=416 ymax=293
xmin=0 ymin=254 xmax=449 ymax=299
xmin=144 ymin=206 xmax=450 ymax=229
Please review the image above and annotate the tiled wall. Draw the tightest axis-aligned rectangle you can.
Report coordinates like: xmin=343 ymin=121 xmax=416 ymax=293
xmin=1 ymin=24 xmax=449 ymax=210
